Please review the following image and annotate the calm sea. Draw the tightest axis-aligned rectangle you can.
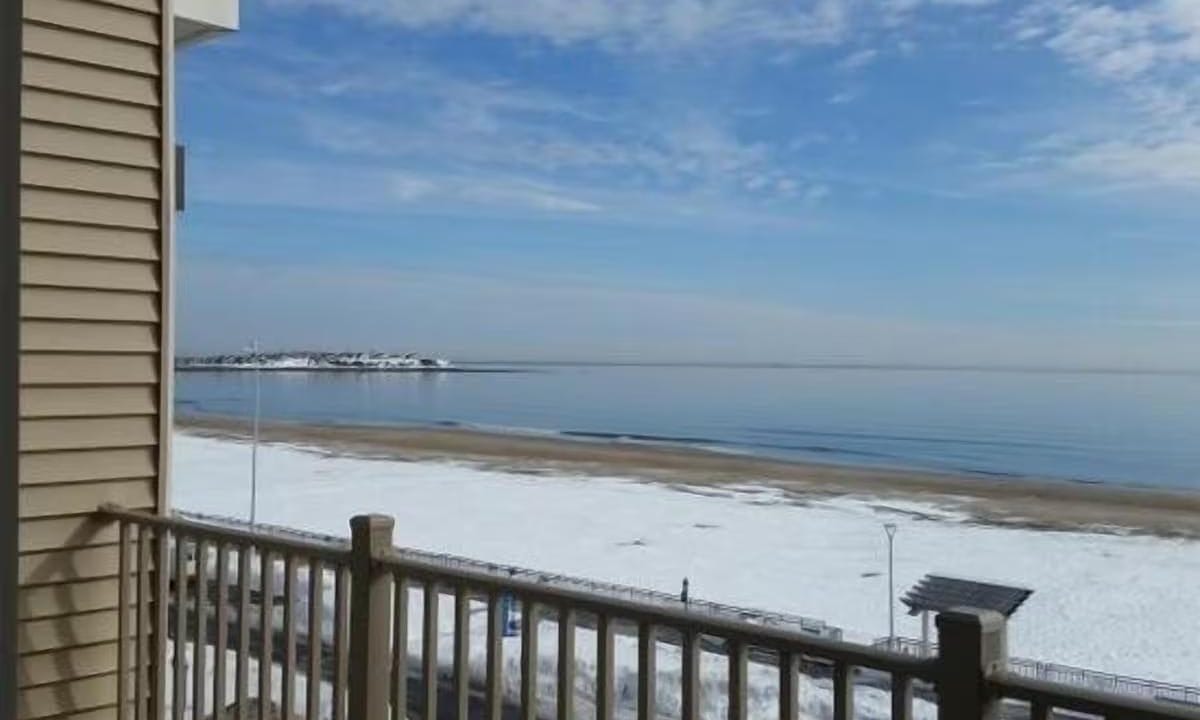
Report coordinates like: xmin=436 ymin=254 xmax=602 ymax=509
xmin=175 ymin=365 xmax=1200 ymax=491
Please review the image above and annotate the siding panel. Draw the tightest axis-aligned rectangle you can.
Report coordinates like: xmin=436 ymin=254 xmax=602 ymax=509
xmin=19 ymin=479 xmax=156 ymax=519
xmin=24 ymin=0 xmax=159 ymax=44
xmin=21 ymin=288 xmax=159 ymax=322
xmin=19 ymin=448 xmax=157 ymax=486
xmin=19 ymin=643 xmax=130 ymax=689
xmin=20 ymin=321 xmax=158 ymax=353
xmin=18 ymin=672 xmax=124 ymax=719
xmin=21 ymin=254 xmax=159 ymax=292
xmin=21 ymin=386 xmax=158 ymax=418
xmin=21 ymin=90 xmax=159 ymax=138
xmin=19 ymin=417 xmax=157 ymax=453
xmin=21 ymin=221 xmax=159 ymax=261
xmin=18 ymin=544 xmax=125 ymax=586
xmin=18 ymin=516 xmax=122 ymax=553
xmin=22 ymin=155 xmax=159 ymax=199
xmin=23 ymin=24 xmax=159 ymax=75
xmin=22 ymin=123 xmax=159 ymax=167
xmin=16 ymin=0 xmax=168 ymax=701
xmin=20 ymin=353 xmax=159 ymax=385
xmin=21 ymin=188 xmax=159 ymax=229
xmin=23 ymin=56 xmax=159 ymax=107
xmin=17 ymin=579 xmax=123 ymax=621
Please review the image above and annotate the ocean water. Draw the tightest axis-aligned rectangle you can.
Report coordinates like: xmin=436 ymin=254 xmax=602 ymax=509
xmin=175 ymin=365 xmax=1200 ymax=490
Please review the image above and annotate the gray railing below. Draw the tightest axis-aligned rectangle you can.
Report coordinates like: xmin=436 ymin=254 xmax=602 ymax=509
xmin=876 ymin=636 xmax=1200 ymax=709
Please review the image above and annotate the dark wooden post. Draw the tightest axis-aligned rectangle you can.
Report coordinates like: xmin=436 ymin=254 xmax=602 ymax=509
xmin=350 ymin=515 xmax=395 ymax=720
xmin=936 ymin=608 xmax=1007 ymax=720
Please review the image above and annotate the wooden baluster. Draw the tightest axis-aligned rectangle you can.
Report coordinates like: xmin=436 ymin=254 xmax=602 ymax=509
xmin=307 ymin=559 xmax=324 ymax=720
xmin=596 ymin=614 xmax=614 ymax=720
xmin=557 ymin=606 xmax=576 ymax=720
xmin=422 ymin=582 xmax=440 ymax=720
xmin=727 ymin=639 xmax=747 ymax=720
xmin=136 ymin=525 xmax=151 ymax=720
xmin=214 ymin=543 xmax=229 ymax=720
xmin=779 ymin=650 xmax=799 ymax=720
xmin=173 ymin=536 xmax=188 ymax=720
xmin=681 ymin=630 xmax=701 ymax=720
xmin=193 ymin=541 xmax=209 ymax=720
xmin=236 ymin=547 xmax=251 ymax=720
xmin=118 ymin=522 xmax=131 ymax=720
xmin=833 ymin=662 xmax=854 ymax=720
xmin=154 ymin=530 xmax=169 ymax=720
xmin=485 ymin=590 xmax=504 ymax=720
xmin=332 ymin=566 xmax=349 ymax=720
xmin=454 ymin=585 xmax=471 ymax=720
xmin=282 ymin=555 xmax=298 ymax=719
xmin=1030 ymin=700 xmax=1052 ymax=720
xmin=520 ymin=598 xmax=539 ymax=720
xmin=259 ymin=552 xmax=275 ymax=720
xmin=638 ymin=621 xmax=656 ymax=720
xmin=392 ymin=575 xmax=409 ymax=720
xmin=891 ymin=673 xmax=912 ymax=720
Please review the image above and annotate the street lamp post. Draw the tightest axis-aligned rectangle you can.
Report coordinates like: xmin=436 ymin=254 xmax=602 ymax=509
xmin=250 ymin=339 xmax=260 ymax=526
xmin=884 ymin=523 xmax=898 ymax=649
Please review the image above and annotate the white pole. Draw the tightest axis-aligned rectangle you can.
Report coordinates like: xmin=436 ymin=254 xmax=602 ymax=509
xmin=250 ymin=339 xmax=260 ymax=526
xmin=884 ymin=523 xmax=897 ymax=649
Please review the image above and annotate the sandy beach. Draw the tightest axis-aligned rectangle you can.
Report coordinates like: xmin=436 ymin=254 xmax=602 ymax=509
xmin=179 ymin=415 xmax=1200 ymax=538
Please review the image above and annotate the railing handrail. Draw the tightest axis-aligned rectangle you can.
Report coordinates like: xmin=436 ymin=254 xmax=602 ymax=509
xmin=376 ymin=547 xmax=938 ymax=678
xmin=96 ymin=503 xmax=1200 ymax=720
xmin=991 ymin=672 xmax=1200 ymax=720
xmin=177 ymin=507 xmax=842 ymax=639
xmin=97 ymin=503 xmax=352 ymax=565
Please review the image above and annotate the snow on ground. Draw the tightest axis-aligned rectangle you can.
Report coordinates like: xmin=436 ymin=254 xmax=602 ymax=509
xmin=172 ymin=432 xmax=1200 ymax=688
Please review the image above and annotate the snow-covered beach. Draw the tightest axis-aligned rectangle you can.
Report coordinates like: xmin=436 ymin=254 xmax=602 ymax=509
xmin=172 ymin=425 xmax=1200 ymax=688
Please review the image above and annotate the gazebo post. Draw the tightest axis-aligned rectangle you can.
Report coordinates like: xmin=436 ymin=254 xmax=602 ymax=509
xmin=921 ymin=610 xmax=931 ymax=657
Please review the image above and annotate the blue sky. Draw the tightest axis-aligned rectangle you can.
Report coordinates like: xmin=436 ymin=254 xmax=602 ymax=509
xmin=177 ymin=0 xmax=1200 ymax=368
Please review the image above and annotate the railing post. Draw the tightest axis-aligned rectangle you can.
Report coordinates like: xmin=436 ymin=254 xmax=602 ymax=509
xmin=350 ymin=515 xmax=395 ymax=720
xmin=936 ymin=608 xmax=1007 ymax=720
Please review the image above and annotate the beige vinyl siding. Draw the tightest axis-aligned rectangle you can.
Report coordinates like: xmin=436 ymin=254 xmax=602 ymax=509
xmin=23 ymin=24 xmax=159 ymax=76
xmin=17 ymin=578 xmax=126 ymax=621
xmin=21 ymin=90 xmax=159 ymax=138
xmin=23 ymin=0 xmax=159 ymax=45
xmin=21 ymin=288 xmax=159 ymax=323
xmin=21 ymin=386 xmax=158 ymax=417
xmin=17 ymin=517 xmax=122 ymax=555
xmin=21 ymin=221 xmax=159 ymax=260
xmin=16 ymin=1 xmax=167 ymax=716
xmin=20 ymin=321 xmax=159 ymax=353
xmin=19 ymin=479 xmax=157 ymax=518
xmin=22 ymin=156 xmax=159 ymax=200
xmin=19 ymin=448 xmax=157 ymax=485
xmin=22 ymin=123 xmax=160 ymax=168
xmin=20 ymin=354 xmax=159 ymax=386
xmin=21 ymin=254 xmax=159 ymax=291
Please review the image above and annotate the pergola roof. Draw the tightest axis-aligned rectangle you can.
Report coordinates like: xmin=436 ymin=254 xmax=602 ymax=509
xmin=902 ymin=575 xmax=1033 ymax=618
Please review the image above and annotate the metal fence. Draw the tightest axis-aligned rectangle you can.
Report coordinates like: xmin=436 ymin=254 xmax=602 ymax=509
xmin=876 ymin=636 xmax=1200 ymax=710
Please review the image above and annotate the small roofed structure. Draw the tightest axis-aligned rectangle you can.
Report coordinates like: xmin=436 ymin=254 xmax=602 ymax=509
xmin=903 ymin=574 xmax=1034 ymax=618
xmin=898 ymin=574 xmax=1034 ymax=657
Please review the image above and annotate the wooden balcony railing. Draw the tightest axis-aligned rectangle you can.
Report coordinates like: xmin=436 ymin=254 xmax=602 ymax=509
xmin=96 ymin=504 xmax=1200 ymax=720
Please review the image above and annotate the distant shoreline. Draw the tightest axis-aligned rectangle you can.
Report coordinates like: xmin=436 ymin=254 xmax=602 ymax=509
xmin=177 ymin=414 xmax=1200 ymax=540
xmin=175 ymin=366 xmax=525 ymax=374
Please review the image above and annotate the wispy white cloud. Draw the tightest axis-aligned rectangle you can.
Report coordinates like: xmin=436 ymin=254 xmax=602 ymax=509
xmin=997 ymin=0 xmax=1200 ymax=194
xmin=264 ymin=0 xmax=853 ymax=51
xmin=837 ymin=47 xmax=879 ymax=70
xmin=827 ymin=89 xmax=859 ymax=104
